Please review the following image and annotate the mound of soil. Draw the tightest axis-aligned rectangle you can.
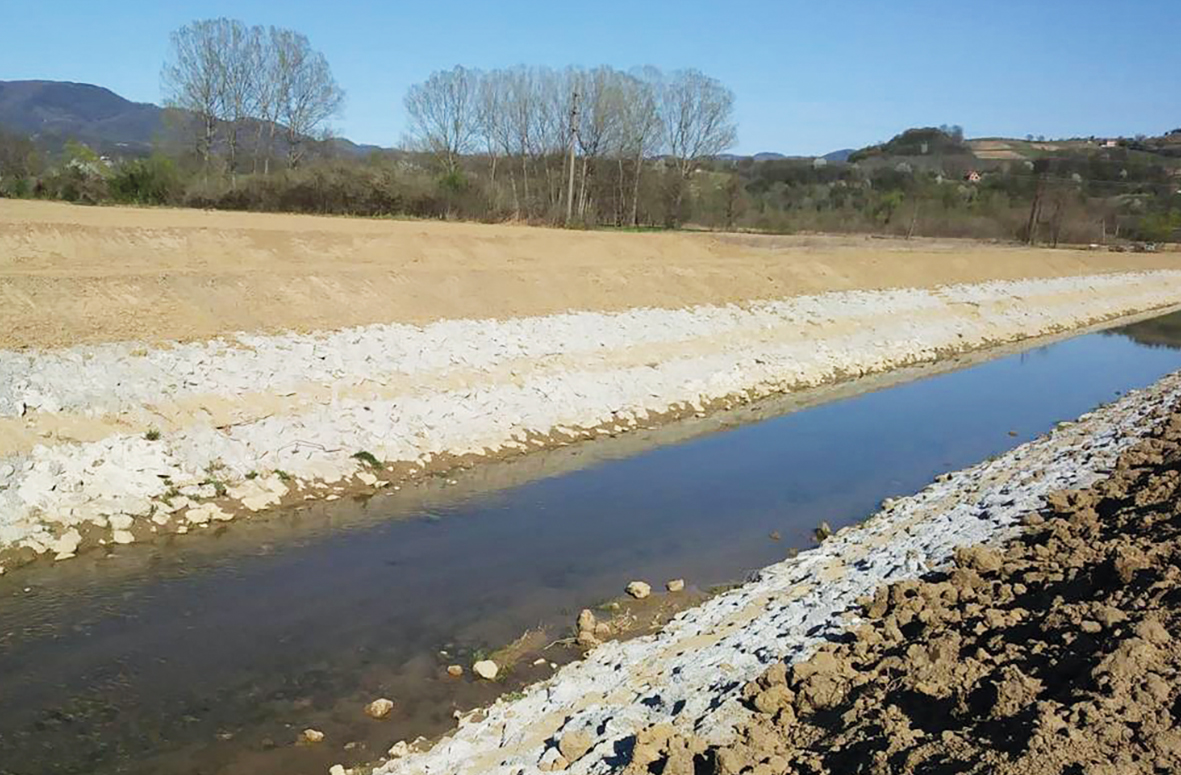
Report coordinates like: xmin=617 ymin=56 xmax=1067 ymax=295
xmin=623 ymin=410 xmax=1181 ymax=774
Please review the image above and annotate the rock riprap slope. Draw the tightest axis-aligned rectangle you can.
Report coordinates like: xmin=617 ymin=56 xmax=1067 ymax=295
xmin=368 ymin=352 xmax=1181 ymax=775
xmin=0 ymin=271 xmax=1179 ymax=562
xmin=621 ymin=386 xmax=1181 ymax=775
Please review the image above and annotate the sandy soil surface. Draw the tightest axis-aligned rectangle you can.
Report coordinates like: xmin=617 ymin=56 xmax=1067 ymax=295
xmin=625 ymin=408 xmax=1181 ymax=774
xmin=2 ymin=199 xmax=1176 ymax=349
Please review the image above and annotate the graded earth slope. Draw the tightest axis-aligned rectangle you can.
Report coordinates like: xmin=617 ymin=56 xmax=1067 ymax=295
xmin=1 ymin=199 xmax=1176 ymax=349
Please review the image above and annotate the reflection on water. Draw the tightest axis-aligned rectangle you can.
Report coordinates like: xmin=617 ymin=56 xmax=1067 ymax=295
xmin=1105 ymin=310 xmax=1181 ymax=350
xmin=1 ymin=310 xmax=1181 ymax=775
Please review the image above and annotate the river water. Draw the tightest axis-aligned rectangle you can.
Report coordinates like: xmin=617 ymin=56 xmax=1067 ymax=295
xmin=1 ymin=312 xmax=1180 ymax=775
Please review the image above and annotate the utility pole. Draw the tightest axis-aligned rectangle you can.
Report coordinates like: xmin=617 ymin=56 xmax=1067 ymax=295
xmin=565 ymin=88 xmax=580 ymax=225
xmin=1025 ymin=159 xmax=1049 ymax=245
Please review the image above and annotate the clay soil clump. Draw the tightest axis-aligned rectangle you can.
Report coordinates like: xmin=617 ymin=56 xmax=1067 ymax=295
xmin=623 ymin=409 xmax=1181 ymax=774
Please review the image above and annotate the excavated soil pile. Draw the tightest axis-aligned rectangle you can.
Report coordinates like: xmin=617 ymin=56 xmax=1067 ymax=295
xmin=623 ymin=410 xmax=1181 ymax=774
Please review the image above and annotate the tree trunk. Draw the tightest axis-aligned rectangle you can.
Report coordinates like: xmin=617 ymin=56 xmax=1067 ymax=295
xmin=521 ymin=156 xmax=530 ymax=217
xmin=1025 ymin=172 xmax=1045 ymax=245
xmin=631 ymin=151 xmax=643 ymax=226
xmin=617 ymin=157 xmax=625 ymax=226
xmin=577 ymin=156 xmax=589 ymax=219
xmin=510 ymin=168 xmax=520 ymax=220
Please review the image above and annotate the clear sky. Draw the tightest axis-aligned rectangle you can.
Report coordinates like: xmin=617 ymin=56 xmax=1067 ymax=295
xmin=2 ymin=0 xmax=1177 ymax=155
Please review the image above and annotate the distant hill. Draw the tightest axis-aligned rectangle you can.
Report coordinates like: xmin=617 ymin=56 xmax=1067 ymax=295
xmin=822 ymin=148 xmax=854 ymax=163
xmin=0 ymin=80 xmax=162 ymax=154
xmin=0 ymin=79 xmax=384 ymax=159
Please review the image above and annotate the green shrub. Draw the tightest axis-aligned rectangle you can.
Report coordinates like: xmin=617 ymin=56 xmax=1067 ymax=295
xmin=109 ymin=155 xmax=180 ymax=205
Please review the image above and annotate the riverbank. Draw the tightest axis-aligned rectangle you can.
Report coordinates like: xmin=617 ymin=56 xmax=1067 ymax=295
xmin=2 ymin=269 xmax=1179 ymax=569
xmin=633 ymin=394 xmax=1181 ymax=774
xmin=2 ymin=203 xmax=1181 ymax=569
xmin=370 ymin=368 xmax=1181 ymax=775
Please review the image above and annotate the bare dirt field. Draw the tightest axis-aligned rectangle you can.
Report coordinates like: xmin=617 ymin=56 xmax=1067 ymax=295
xmin=1 ymin=199 xmax=1175 ymax=349
xmin=967 ymin=139 xmax=1028 ymax=160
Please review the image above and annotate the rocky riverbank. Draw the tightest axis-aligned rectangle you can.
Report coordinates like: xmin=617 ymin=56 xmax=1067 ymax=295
xmin=1 ymin=271 xmax=1180 ymax=569
xmin=368 ymin=368 xmax=1181 ymax=775
xmin=629 ymin=401 xmax=1181 ymax=775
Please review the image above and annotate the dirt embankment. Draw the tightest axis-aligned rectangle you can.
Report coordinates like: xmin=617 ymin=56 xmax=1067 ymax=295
xmin=1 ymin=199 xmax=1176 ymax=349
xmin=627 ymin=409 xmax=1181 ymax=774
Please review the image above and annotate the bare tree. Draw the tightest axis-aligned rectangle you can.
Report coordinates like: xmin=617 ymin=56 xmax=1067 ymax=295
xmin=218 ymin=19 xmax=257 ymax=176
xmin=660 ymin=69 xmax=737 ymax=223
xmin=573 ymin=66 xmax=624 ymax=218
xmin=615 ymin=68 xmax=663 ymax=225
xmin=477 ymin=69 xmax=520 ymax=212
xmin=404 ymin=65 xmax=480 ymax=174
xmin=273 ymin=29 xmax=344 ymax=168
xmin=503 ymin=66 xmax=538 ymax=212
xmin=161 ymin=19 xmax=226 ymax=168
xmin=250 ymin=26 xmax=283 ymax=174
xmin=529 ymin=67 xmax=571 ymax=211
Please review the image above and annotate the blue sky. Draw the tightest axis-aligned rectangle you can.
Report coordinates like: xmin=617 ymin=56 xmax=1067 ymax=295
xmin=2 ymin=0 xmax=1177 ymax=155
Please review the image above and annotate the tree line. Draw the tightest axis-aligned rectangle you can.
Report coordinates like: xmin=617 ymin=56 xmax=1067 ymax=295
xmin=402 ymin=65 xmax=736 ymax=225
xmin=161 ymin=18 xmax=344 ymax=173
xmin=154 ymin=18 xmax=738 ymax=226
xmin=0 ymin=17 xmax=1176 ymax=244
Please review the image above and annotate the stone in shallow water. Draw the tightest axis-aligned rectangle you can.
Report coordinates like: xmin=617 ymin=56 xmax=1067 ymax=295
xmin=108 ymin=514 xmax=134 ymax=531
xmin=473 ymin=660 xmax=499 ymax=680
xmin=51 ymin=528 xmax=82 ymax=559
xmin=365 ymin=698 xmax=394 ymax=719
xmin=626 ymin=581 xmax=651 ymax=599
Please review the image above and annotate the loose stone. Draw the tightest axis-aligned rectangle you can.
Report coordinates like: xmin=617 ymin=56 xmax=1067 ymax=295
xmin=626 ymin=581 xmax=652 ymax=599
xmin=364 ymin=698 xmax=394 ymax=719
xmin=473 ymin=660 xmax=499 ymax=680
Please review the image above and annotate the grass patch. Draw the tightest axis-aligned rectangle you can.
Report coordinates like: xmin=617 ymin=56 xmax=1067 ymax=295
xmin=274 ymin=469 xmax=292 ymax=482
xmin=351 ymin=450 xmax=382 ymax=468
xmin=245 ymin=471 xmax=258 ymax=480
xmin=144 ymin=428 xmax=161 ymax=441
xmin=200 ymin=478 xmax=228 ymax=498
